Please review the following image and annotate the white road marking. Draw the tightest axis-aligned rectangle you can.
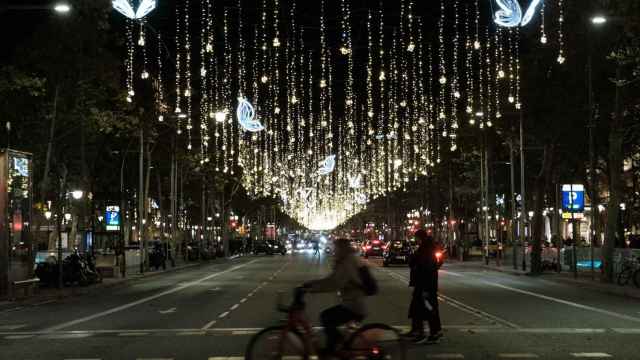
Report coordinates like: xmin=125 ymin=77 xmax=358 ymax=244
xmin=178 ymin=331 xmax=206 ymax=336
xmin=612 ymin=328 xmax=640 ymax=334
xmin=426 ymin=354 xmax=465 ymax=359
xmin=158 ymin=307 xmax=177 ymax=314
xmin=517 ymin=328 xmax=605 ymax=334
xmin=33 ymin=299 xmax=57 ymax=306
xmin=499 ymin=354 xmax=539 ymax=358
xmin=118 ymin=332 xmax=149 ymax=337
xmin=218 ymin=311 xmax=230 ymax=318
xmin=208 ymin=358 xmax=244 ymax=360
xmin=384 ymin=270 xmax=520 ymax=329
xmin=44 ymin=260 xmax=259 ymax=332
xmin=4 ymin=334 xmax=34 ymax=339
xmin=201 ymin=320 xmax=217 ymax=330
xmin=64 ymin=358 xmax=102 ymax=360
xmin=231 ymin=330 xmax=258 ymax=335
xmin=41 ymin=333 xmax=93 ymax=339
xmin=208 ymin=287 xmax=222 ymax=292
xmin=230 ymin=304 xmax=239 ymax=311
xmin=137 ymin=358 xmax=174 ymax=360
xmin=0 ymin=324 xmax=28 ymax=330
xmin=240 ymin=298 xmax=247 ymax=303
xmin=484 ymin=281 xmax=640 ymax=324
xmin=570 ymin=353 xmax=613 ymax=358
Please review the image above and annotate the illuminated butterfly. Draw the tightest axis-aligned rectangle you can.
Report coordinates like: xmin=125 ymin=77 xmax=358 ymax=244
xmin=317 ymin=155 xmax=336 ymax=176
xmin=355 ymin=193 xmax=368 ymax=205
xmin=112 ymin=0 xmax=157 ymax=20
xmin=494 ymin=0 xmax=542 ymax=28
xmin=348 ymin=174 xmax=362 ymax=189
xmin=236 ymin=98 xmax=265 ymax=133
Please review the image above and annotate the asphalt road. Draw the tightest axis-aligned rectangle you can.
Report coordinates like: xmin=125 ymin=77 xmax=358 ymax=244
xmin=2 ymin=252 xmax=640 ymax=359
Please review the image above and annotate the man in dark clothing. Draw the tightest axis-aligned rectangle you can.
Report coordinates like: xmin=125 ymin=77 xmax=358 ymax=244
xmin=406 ymin=229 xmax=443 ymax=344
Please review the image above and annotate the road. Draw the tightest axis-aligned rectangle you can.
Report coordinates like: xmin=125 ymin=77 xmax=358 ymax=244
xmin=1 ymin=252 xmax=640 ymax=359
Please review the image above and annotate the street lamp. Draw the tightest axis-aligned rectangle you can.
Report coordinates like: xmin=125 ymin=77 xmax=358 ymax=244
xmin=71 ymin=190 xmax=84 ymax=200
xmin=591 ymin=15 xmax=607 ymax=25
xmin=44 ymin=210 xmax=52 ymax=220
xmin=53 ymin=3 xmax=71 ymax=13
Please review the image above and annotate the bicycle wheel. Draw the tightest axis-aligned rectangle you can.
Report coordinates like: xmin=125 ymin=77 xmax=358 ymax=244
xmin=244 ymin=325 xmax=310 ymax=360
xmin=344 ymin=323 xmax=407 ymax=360
xmin=617 ymin=268 xmax=632 ymax=286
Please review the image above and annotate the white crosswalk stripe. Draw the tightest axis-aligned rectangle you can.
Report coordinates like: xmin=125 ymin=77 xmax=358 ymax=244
xmin=426 ymin=354 xmax=465 ymax=359
xmin=571 ymin=353 xmax=613 ymax=358
xmin=498 ymin=354 xmax=539 ymax=358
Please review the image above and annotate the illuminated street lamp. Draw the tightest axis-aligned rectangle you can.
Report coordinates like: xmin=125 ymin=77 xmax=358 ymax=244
xmin=591 ymin=15 xmax=607 ymax=25
xmin=44 ymin=210 xmax=52 ymax=220
xmin=64 ymin=213 xmax=72 ymax=221
xmin=71 ymin=190 xmax=84 ymax=200
xmin=53 ymin=2 xmax=71 ymax=13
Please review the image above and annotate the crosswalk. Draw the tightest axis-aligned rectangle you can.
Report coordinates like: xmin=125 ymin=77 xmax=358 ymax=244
xmin=56 ymin=354 xmax=619 ymax=360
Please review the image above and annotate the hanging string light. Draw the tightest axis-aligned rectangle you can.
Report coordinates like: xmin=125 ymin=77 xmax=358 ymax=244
xmin=557 ymin=0 xmax=566 ymax=64
xmin=539 ymin=0 xmax=547 ymax=44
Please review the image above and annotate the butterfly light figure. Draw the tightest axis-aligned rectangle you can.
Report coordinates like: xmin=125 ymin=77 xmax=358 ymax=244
xmin=494 ymin=0 xmax=543 ymax=28
xmin=348 ymin=174 xmax=362 ymax=189
xmin=236 ymin=98 xmax=265 ymax=133
xmin=112 ymin=0 xmax=157 ymax=20
xmin=317 ymin=155 xmax=336 ymax=176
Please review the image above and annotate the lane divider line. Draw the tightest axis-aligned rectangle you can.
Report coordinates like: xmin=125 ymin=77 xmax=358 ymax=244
xmin=218 ymin=312 xmax=230 ymax=319
xmin=570 ymin=353 xmax=613 ymax=358
xmin=383 ymin=270 xmax=520 ymax=329
xmin=44 ymin=260 xmax=260 ymax=332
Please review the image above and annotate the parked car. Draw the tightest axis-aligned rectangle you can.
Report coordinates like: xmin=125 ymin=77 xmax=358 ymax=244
xmin=253 ymin=240 xmax=287 ymax=255
xmin=362 ymin=239 xmax=384 ymax=258
xmin=383 ymin=240 xmax=412 ymax=267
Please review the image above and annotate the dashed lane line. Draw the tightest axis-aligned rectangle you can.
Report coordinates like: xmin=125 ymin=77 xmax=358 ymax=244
xmin=383 ymin=269 xmax=520 ymax=329
xmin=44 ymin=260 xmax=259 ymax=332
xmin=230 ymin=304 xmax=239 ymax=311
xmin=218 ymin=311 xmax=230 ymax=319
xmin=201 ymin=320 xmax=217 ymax=330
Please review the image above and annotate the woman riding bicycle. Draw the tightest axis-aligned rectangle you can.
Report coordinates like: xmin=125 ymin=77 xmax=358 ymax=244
xmin=303 ymin=238 xmax=367 ymax=357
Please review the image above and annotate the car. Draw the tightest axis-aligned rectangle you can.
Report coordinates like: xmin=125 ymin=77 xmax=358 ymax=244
xmin=383 ymin=240 xmax=413 ymax=266
xmin=362 ymin=239 xmax=384 ymax=258
xmin=253 ymin=240 xmax=287 ymax=255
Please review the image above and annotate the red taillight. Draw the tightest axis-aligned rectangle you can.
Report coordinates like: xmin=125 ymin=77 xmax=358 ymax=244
xmin=371 ymin=347 xmax=380 ymax=355
xmin=435 ymin=251 xmax=442 ymax=259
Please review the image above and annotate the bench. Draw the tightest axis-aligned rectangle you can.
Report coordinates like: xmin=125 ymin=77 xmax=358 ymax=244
xmin=11 ymin=278 xmax=40 ymax=299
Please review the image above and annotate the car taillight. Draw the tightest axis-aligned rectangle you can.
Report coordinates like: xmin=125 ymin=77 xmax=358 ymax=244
xmin=435 ymin=251 xmax=442 ymax=259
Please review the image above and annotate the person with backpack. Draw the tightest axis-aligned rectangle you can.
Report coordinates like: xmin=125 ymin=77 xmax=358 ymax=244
xmin=405 ymin=229 xmax=444 ymax=344
xmin=303 ymin=238 xmax=377 ymax=356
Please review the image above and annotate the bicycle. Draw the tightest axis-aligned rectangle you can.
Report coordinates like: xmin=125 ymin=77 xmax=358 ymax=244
xmin=617 ymin=256 xmax=640 ymax=288
xmin=245 ymin=287 xmax=407 ymax=360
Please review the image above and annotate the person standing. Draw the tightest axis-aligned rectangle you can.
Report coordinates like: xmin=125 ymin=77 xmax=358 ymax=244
xmin=405 ymin=229 xmax=443 ymax=344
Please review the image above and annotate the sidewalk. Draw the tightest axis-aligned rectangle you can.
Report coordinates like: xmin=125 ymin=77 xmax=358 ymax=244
xmin=0 ymin=257 xmax=230 ymax=310
xmin=453 ymin=259 xmax=640 ymax=300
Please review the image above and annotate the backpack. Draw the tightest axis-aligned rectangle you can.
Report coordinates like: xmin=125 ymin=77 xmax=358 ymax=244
xmin=358 ymin=265 xmax=379 ymax=296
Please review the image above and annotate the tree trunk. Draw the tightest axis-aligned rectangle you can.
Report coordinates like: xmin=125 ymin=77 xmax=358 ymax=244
xmin=40 ymin=86 xmax=58 ymax=201
xmin=531 ymin=144 xmax=555 ymax=275
xmin=604 ymin=68 xmax=624 ymax=284
xmin=604 ymin=127 xmax=623 ymax=283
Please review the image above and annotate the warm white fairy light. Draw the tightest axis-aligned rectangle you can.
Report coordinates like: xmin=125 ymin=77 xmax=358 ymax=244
xmin=557 ymin=0 xmax=566 ymax=64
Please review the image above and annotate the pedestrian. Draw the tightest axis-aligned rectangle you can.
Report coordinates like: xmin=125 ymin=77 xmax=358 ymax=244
xmin=405 ymin=229 xmax=443 ymax=344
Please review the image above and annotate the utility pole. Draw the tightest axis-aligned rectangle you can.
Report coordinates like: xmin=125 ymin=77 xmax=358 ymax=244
xmin=587 ymin=54 xmax=597 ymax=280
xmin=510 ymin=138 xmax=517 ymax=270
xmin=519 ymin=109 xmax=527 ymax=271
xmin=138 ymin=126 xmax=145 ymax=274
xmin=484 ymin=134 xmax=490 ymax=265
xmin=170 ymin=134 xmax=177 ymax=263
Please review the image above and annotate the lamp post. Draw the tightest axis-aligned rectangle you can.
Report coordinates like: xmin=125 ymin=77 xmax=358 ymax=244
xmin=1 ymin=2 xmax=72 ymax=14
